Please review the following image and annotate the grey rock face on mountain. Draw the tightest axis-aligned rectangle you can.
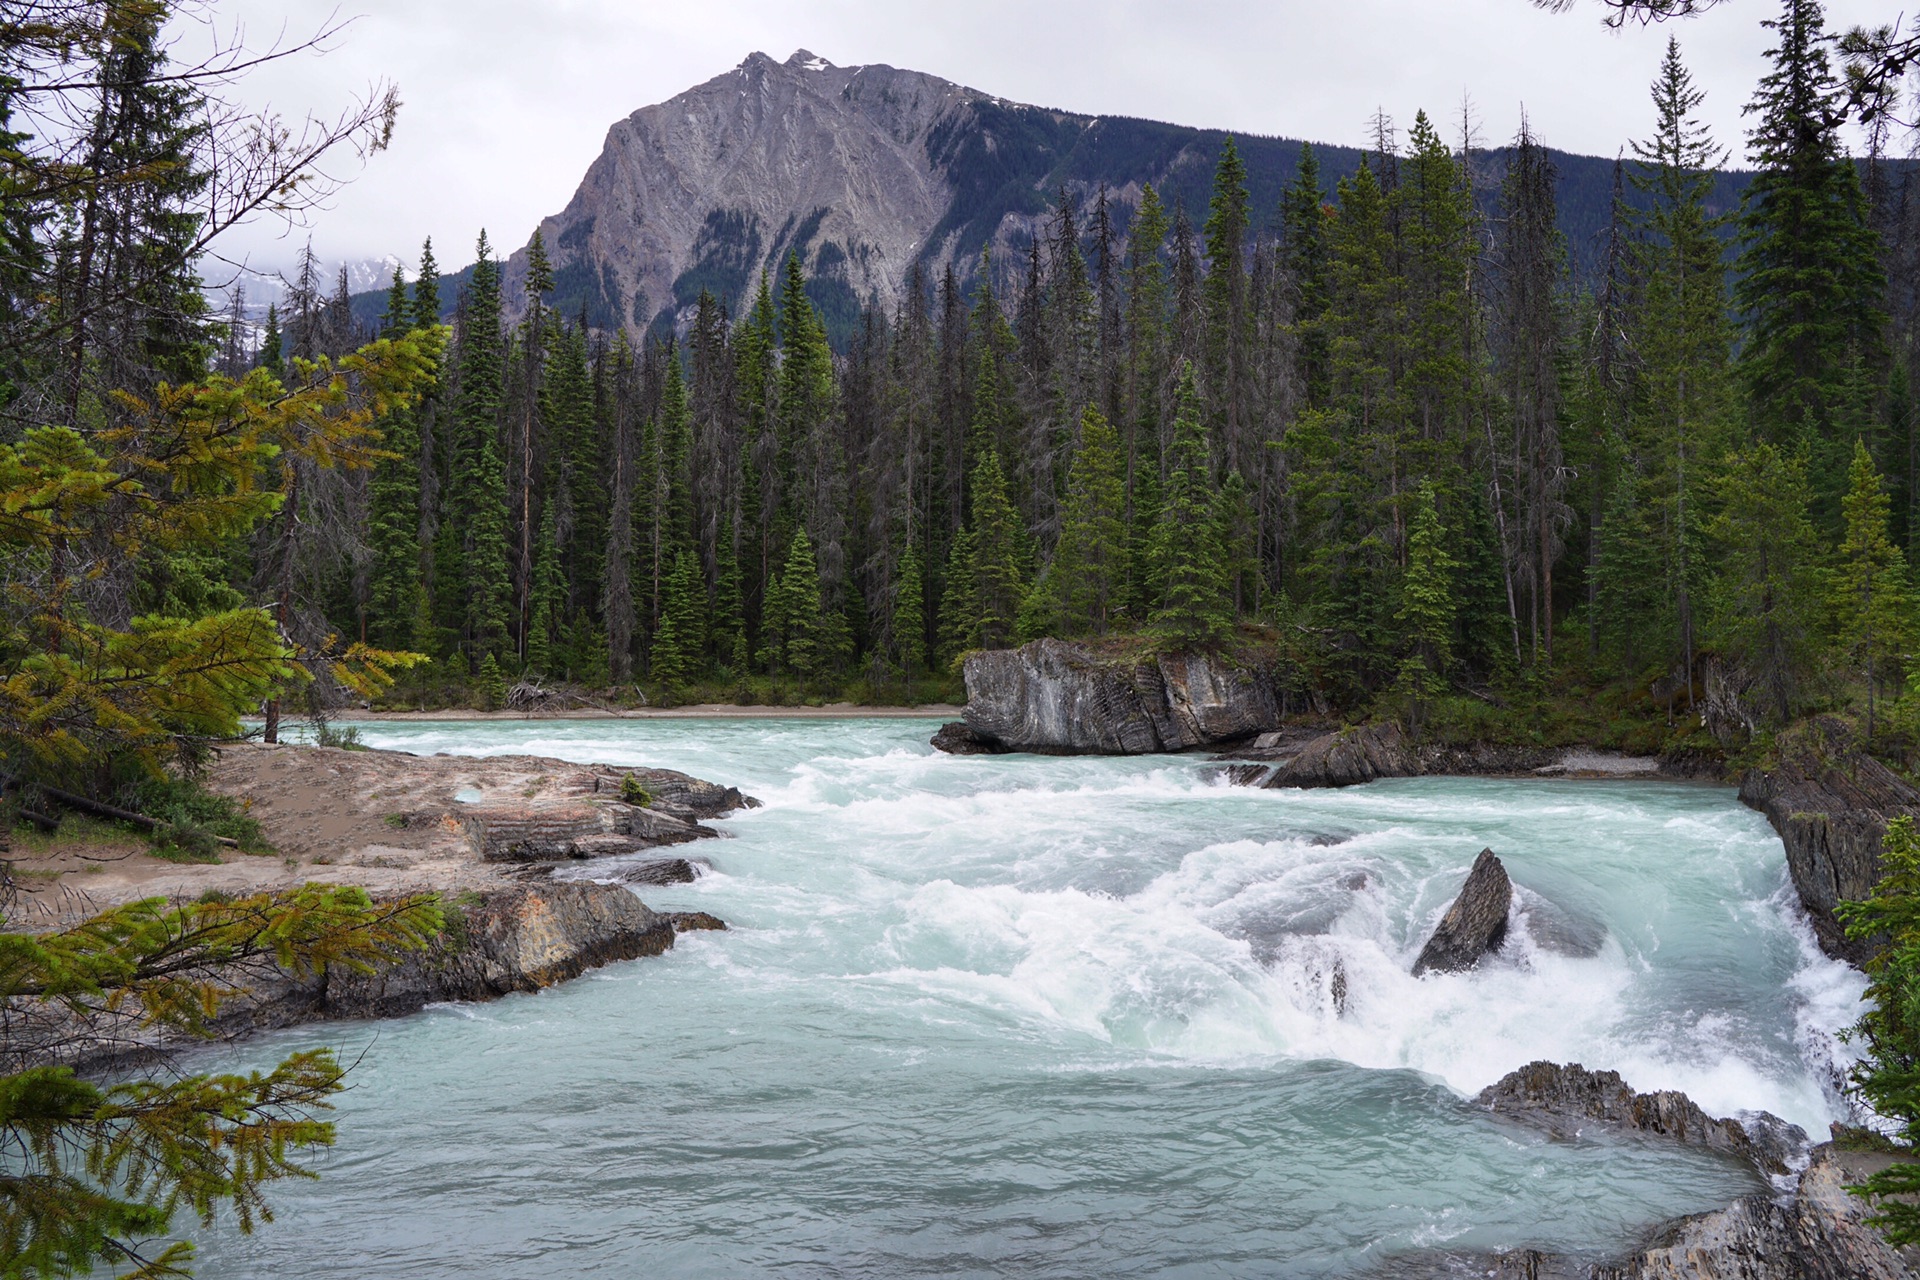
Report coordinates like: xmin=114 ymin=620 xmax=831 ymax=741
xmin=503 ymin=50 xmax=981 ymax=334
xmin=943 ymin=638 xmax=1280 ymax=754
xmin=1412 ymin=849 xmax=1513 ymax=976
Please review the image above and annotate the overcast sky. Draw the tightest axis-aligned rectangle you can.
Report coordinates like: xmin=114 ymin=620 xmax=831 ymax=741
xmin=179 ymin=0 xmax=1890 ymax=274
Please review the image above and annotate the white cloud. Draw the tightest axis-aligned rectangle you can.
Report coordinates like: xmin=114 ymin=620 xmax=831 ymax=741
xmin=178 ymin=0 xmax=1891 ymax=273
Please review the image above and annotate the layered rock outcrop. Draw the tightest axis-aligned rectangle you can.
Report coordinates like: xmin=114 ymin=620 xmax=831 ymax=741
xmin=1738 ymin=716 xmax=1920 ymax=965
xmin=1412 ymin=850 xmax=1513 ymax=977
xmin=1476 ymin=1061 xmax=1805 ymax=1176
xmin=938 ymin=639 xmax=1280 ymax=754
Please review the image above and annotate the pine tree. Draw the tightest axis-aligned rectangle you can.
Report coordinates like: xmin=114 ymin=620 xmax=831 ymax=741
xmin=441 ymin=232 xmax=512 ymax=667
xmin=1045 ymin=404 xmax=1129 ymax=634
xmin=780 ymin=529 xmax=824 ymax=679
xmin=525 ymin=507 xmax=564 ymax=676
xmin=1202 ymin=137 xmax=1252 ymax=459
xmin=1736 ymin=0 xmax=1887 ymax=500
xmin=1395 ymin=483 xmax=1459 ymax=731
xmin=970 ymin=446 xmax=1027 ymax=650
xmin=1703 ymin=443 xmax=1824 ymax=724
xmin=258 ymin=302 xmax=284 ymax=375
xmin=1833 ymin=439 xmax=1916 ymax=735
xmin=475 ymin=650 xmax=507 ymax=710
xmin=714 ymin=525 xmax=748 ymax=673
xmin=651 ymin=549 xmax=706 ymax=686
xmin=893 ymin=540 xmax=928 ymax=674
xmin=761 ymin=569 xmax=790 ymax=675
xmin=937 ymin=528 xmax=979 ymax=662
xmin=366 ymin=268 xmax=428 ymax=653
xmin=1281 ymin=143 xmax=1332 ymax=404
xmin=1150 ymin=366 xmax=1233 ymax=648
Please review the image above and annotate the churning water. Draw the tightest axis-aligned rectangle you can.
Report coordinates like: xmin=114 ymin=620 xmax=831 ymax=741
xmin=187 ymin=718 xmax=1865 ymax=1277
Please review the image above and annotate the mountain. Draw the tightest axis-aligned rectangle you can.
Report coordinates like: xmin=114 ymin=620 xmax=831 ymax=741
xmin=358 ymin=49 xmax=1759 ymax=342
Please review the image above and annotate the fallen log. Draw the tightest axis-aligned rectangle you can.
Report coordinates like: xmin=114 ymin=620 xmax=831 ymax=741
xmin=30 ymin=781 xmax=241 ymax=849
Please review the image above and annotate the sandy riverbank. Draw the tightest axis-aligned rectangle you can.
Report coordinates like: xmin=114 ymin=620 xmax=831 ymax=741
xmin=9 ymin=742 xmax=751 ymax=928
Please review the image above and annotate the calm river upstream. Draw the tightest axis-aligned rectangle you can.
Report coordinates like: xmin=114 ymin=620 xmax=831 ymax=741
xmin=187 ymin=717 xmax=1864 ymax=1277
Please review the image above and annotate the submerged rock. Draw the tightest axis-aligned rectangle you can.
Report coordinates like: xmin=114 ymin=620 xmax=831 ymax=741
xmin=610 ymin=857 xmax=708 ymax=886
xmin=945 ymin=638 xmax=1279 ymax=754
xmin=664 ymin=911 xmax=728 ymax=932
xmin=1514 ymin=894 xmax=1608 ymax=959
xmin=929 ymin=720 xmax=1011 ymax=755
xmin=1412 ymin=850 xmax=1513 ymax=977
xmin=1476 ymin=1061 xmax=1806 ymax=1176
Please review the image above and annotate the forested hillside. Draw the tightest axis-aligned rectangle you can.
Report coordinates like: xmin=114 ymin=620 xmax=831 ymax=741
xmin=12 ymin=0 xmax=1920 ymax=756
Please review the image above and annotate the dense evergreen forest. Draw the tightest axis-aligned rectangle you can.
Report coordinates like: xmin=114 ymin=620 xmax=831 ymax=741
xmin=11 ymin=0 xmax=1920 ymax=754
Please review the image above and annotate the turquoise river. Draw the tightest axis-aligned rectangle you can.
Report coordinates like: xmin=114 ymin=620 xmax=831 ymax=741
xmin=185 ymin=717 xmax=1866 ymax=1277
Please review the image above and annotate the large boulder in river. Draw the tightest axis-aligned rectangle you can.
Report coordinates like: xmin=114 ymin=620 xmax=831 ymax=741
xmin=1264 ymin=723 xmax=1419 ymax=788
xmin=944 ymin=638 xmax=1279 ymax=755
xmin=1411 ymin=849 xmax=1512 ymax=976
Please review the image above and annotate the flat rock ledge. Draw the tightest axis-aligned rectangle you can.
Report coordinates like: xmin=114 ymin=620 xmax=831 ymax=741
xmin=1412 ymin=849 xmax=1512 ymax=977
xmin=1376 ymin=1062 xmax=1909 ymax=1279
xmin=68 ymin=881 xmax=716 ymax=1071
xmin=937 ymin=638 xmax=1280 ymax=754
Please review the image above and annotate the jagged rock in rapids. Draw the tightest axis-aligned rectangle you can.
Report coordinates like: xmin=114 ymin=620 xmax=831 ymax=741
xmin=1476 ymin=1061 xmax=1806 ymax=1176
xmin=1411 ymin=850 xmax=1513 ymax=977
xmin=937 ymin=638 xmax=1279 ymax=755
xmin=1739 ymin=715 xmax=1920 ymax=965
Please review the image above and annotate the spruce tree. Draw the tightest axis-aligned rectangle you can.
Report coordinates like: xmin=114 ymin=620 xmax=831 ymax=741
xmin=365 ymin=268 xmax=427 ymax=653
xmin=893 ymin=540 xmax=928 ymax=674
xmin=714 ymin=525 xmax=748 ymax=673
xmin=1202 ymin=137 xmax=1252 ymax=455
xmin=1395 ymin=483 xmax=1459 ymax=731
xmin=780 ymin=529 xmax=824 ymax=680
xmin=525 ymin=507 xmax=564 ymax=676
xmin=937 ymin=528 xmax=979 ymax=661
xmin=259 ymin=303 xmax=283 ymax=375
xmin=650 ymin=549 xmax=706 ymax=686
xmin=1620 ymin=36 xmax=1734 ymax=683
xmin=1045 ymin=404 xmax=1129 ymax=634
xmin=1703 ymin=443 xmax=1824 ymax=724
xmin=446 ymin=232 xmax=512 ymax=666
xmin=1736 ymin=0 xmax=1887 ymax=498
xmin=1833 ymin=440 xmax=1916 ymax=736
xmin=1281 ymin=143 xmax=1332 ymax=404
xmin=1149 ymin=366 xmax=1233 ymax=648
xmin=970 ymin=446 xmax=1028 ymax=650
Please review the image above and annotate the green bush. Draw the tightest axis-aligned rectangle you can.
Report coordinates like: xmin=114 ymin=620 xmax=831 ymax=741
xmin=1837 ymin=814 xmax=1920 ymax=1244
xmin=618 ymin=775 xmax=653 ymax=808
xmin=312 ymin=721 xmax=367 ymax=750
xmin=129 ymin=776 xmax=268 ymax=852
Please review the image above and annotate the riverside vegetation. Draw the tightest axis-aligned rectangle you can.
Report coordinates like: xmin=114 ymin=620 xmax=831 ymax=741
xmin=9 ymin=0 xmax=1920 ymax=1273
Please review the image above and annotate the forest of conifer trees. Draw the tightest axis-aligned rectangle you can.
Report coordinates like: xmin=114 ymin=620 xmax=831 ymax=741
xmin=10 ymin=0 xmax=1920 ymax=749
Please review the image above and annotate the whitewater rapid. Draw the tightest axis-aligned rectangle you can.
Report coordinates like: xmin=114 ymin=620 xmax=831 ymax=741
xmin=188 ymin=718 xmax=1865 ymax=1277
